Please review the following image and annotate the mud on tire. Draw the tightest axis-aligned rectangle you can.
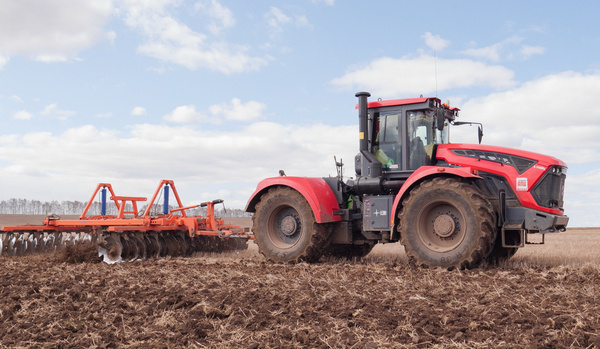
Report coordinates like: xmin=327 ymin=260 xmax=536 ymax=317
xmin=252 ymin=187 xmax=331 ymax=263
xmin=398 ymin=177 xmax=495 ymax=269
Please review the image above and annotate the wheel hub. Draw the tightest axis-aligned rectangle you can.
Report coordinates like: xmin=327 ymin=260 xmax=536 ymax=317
xmin=433 ymin=214 xmax=456 ymax=238
xmin=280 ymin=216 xmax=298 ymax=236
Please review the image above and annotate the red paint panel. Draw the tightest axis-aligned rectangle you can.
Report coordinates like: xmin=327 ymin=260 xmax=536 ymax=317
xmin=246 ymin=177 xmax=342 ymax=223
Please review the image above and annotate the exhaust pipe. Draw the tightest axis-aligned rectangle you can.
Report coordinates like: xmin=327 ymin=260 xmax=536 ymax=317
xmin=353 ymin=91 xmax=383 ymax=192
xmin=356 ymin=92 xmax=371 ymax=152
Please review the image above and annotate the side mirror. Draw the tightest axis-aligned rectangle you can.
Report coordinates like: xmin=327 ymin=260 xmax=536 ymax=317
xmin=436 ymin=109 xmax=445 ymax=131
xmin=478 ymin=126 xmax=483 ymax=144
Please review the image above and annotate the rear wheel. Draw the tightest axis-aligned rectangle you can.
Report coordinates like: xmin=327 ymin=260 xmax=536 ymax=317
xmin=253 ymin=187 xmax=331 ymax=263
xmin=399 ymin=177 xmax=494 ymax=269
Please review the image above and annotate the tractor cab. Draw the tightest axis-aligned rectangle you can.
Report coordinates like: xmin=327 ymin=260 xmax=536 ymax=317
xmin=354 ymin=93 xmax=458 ymax=190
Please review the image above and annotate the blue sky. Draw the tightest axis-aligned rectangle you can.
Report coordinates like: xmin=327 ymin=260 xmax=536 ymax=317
xmin=0 ymin=0 xmax=599 ymax=226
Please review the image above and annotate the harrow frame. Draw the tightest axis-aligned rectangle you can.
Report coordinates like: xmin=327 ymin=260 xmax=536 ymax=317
xmin=0 ymin=180 xmax=250 ymax=262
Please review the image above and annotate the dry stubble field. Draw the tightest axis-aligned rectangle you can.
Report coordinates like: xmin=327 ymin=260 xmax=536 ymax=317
xmin=1 ymin=215 xmax=600 ymax=348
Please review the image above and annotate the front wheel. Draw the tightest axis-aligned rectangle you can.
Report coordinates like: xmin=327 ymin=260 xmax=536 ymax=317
xmin=252 ymin=187 xmax=331 ymax=263
xmin=399 ymin=177 xmax=495 ymax=269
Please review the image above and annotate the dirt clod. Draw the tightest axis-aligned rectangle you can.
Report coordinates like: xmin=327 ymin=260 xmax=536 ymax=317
xmin=59 ymin=242 xmax=103 ymax=264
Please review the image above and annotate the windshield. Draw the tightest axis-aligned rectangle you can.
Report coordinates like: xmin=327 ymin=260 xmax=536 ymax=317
xmin=408 ymin=110 xmax=449 ymax=146
xmin=407 ymin=110 xmax=449 ymax=169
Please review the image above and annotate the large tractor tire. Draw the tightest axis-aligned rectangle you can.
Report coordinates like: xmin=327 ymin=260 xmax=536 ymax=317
xmin=252 ymin=187 xmax=332 ymax=263
xmin=398 ymin=177 xmax=495 ymax=269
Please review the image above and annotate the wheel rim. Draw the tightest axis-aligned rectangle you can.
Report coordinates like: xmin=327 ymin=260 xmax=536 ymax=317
xmin=267 ymin=206 xmax=303 ymax=249
xmin=416 ymin=200 xmax=467 ymax=253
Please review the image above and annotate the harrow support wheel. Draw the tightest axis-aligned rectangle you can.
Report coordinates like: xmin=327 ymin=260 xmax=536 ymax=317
xmin=399 ymin=177 xmax=494 ymax=269
xmin=252 ymin=187 xmax=331 ymax=263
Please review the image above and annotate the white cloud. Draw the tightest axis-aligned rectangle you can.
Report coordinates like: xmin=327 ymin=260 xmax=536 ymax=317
xmin=194 ymin=0 xmax=235 ymax=35
xmin=422 ymin=32 xmax=450 ymax=51
xmin=265 ymin=7 xmax=312 ymax=38
xmin=266 ymin=7 xmax=292 ymax=30
xmin=520 ymin=45 xmax=545 ymax=59
xmin=454 ymin=71 xmax=600 ymax=166
xmin=312 ymin=0 xmax=334 ymax=5
xmin=0 ymin=0 xmax=113 ymax=62
xmin=96 ymin=112 xmax=113 ymax=118
xmin=564 ymin=169 xmax=600 ymax=227
xmin=131 ymin=106 xmax=147 ymax=116
xmin=0 ymin=122 xmax=356 ymax=207
xmin=331 ymin=55 xmax=516 ymax=97
xmin=120 ymin=0 xmax=266 ymax=74
xmin=40 ymin=103 xmax=76 ymax=120
xmin=9 ymin=95 xmax=23 ymax=104
xmin=164 ymin=99 xmax=266 ymax=124
xmin=462 ymin=35 xmax=544 ymax=62
xmin=209 ymin=98 xmax=266 ymax=122
xmin=0 ymin=55 xmax=8 ymax=70
xmin=163 ymin=105 xmax=207 ymax=123
xmin=12 ymin=110 xmax=33 ymax=120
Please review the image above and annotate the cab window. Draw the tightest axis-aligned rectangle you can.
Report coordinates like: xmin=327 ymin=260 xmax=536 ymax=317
xmin=372 ymin=113 xmax=401 ymax=170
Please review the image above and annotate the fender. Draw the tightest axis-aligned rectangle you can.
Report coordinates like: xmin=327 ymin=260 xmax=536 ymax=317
xmin=390 ymin=166 xmax=482 ymax=227
xmin=245 ymin=176 xmax=342 ymax=223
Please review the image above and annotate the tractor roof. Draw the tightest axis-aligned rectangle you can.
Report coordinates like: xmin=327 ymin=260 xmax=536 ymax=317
xmin=355 ymin=97 xmax=460 ymax=111
xmin=366 ymin=97 xmax=438 ymax=108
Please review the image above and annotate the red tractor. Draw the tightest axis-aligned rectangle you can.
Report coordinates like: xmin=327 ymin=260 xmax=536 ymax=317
xmin=245 ymin=92 xmax=568 ymax=269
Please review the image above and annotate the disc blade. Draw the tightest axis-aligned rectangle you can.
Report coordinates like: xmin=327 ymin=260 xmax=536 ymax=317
xmin=98 ymin=236 xmax=123 ymax=264
xmin=157 ymin=235 xmax=167 ymax=257
xmin=131 ymin=236 xmax=146 ymax=261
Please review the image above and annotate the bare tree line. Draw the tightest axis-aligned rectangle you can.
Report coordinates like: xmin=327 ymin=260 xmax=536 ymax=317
xmin=0 ymin=198 xmax=251 ymax=217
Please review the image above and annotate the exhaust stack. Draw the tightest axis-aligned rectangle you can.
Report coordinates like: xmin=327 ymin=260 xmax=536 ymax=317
xmin=356 ymin=91 xmax=371 ymax=152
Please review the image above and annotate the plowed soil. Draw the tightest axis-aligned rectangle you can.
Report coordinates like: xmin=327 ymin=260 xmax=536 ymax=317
xmin=1 ymin=221 xmax=600 ymax=348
